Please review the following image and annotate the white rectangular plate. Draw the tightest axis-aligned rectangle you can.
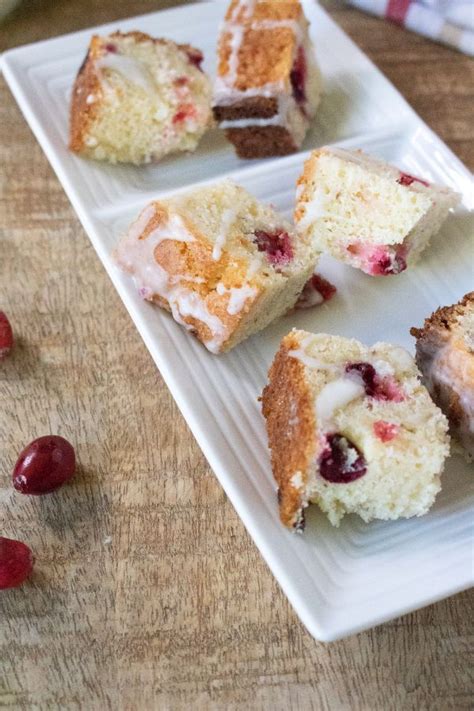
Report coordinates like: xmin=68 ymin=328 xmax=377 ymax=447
xmin=3 ymin=0 xmax=473 ymax=641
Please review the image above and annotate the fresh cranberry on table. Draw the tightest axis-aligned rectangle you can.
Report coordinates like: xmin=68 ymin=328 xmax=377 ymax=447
xmin=0 ymin=537 xmax=34 ymax=589
xmin=0 ymin=311 xmax=13 ymax=359
xmin=13 ymin=435 xmax=76 ymax=495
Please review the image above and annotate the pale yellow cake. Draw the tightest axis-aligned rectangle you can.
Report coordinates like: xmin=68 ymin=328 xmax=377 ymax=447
xmin=69 ymin=31 xmax=213 ymax=164
xmin=295 ymin=147 xmax=460 ymax=276
xmin=115 ymin=181 xmax=318 ymax=353
xmin=262 ymin=329 xmax=450 ymax=530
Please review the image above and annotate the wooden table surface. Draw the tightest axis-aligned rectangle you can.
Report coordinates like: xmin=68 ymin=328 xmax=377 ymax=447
xmin=1 ymin=1 xmax=472 ymax=709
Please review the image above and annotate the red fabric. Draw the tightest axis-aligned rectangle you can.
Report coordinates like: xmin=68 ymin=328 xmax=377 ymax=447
xmin=386 ymin=0 xmax=411 ymax=24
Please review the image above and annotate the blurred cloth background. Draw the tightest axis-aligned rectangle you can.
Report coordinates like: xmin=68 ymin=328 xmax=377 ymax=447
xmin=1 ymin=1 xmax=473 ymax=55
xmin=344 ymin=0 xmax=474 ymax=55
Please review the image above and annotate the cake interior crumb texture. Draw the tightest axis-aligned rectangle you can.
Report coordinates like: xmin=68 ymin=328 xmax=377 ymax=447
xmin=262 ymin=330 xmax=450 ymax=529
xmin=411 ymin=292 xmax=474 ymax=460
xmin=295 ymin=147 xmax=461 ymax=276
xmin=213 ymin=0 xmax=322 ymax=157
xmin=69 ymin=31 xmax=213 ymax=164
xmin=115 ymin=181 xmax=318 ymax=353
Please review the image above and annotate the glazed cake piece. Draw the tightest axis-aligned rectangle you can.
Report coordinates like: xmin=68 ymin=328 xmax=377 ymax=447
xmin=115 ymin=181 xmax=317 ymax=353
xmin=411 ymin=292 xmax=474 ymax=459
xmin=295 ymin=147 xmax=460 ymax=276
xmin=213 ymin=0 xmax=322 ymax=158
xmin=69 ymin=31 xmax=213 ymax=164
xmin=261 ymin=330 xmax=450 ymax=530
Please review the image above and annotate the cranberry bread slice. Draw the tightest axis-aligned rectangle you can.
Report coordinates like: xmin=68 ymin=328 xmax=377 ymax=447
xmin=295 ymin=147 xmax=460 ymax=276
xmin=69 ymin=31 xmax=212 ymax=164
xmin=411 ymin=292 xmax=474 ymax=459
xmin=262 ymin=330 xmax=450 ymax=530
xmin=115 ymin=181 xmax=318 ymax=353
xmin=213 ymin=0 xmax=322 ymax=158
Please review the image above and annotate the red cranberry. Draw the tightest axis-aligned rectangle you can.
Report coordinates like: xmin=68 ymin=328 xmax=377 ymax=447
xmin=173 ymin=104 xmax=197 ymax=124
xmin=0 ymin=537 xmax=34 ymax=589
xmin=311 ymin=273 xmax=337 ymax=301
xmin=0 ymin=311 xmax=13 ymax=359
xmin=297 ymin=273 xmax=337 ymax=308
xmin=13 ymin=436 xmax=76 ymax=495
xmin=345 ymin=362 xmax=404 ymax=402
xmin=377 ymin=377 xmax=404 ymax=403
xmin=319 ymin=434 xmax=367 ymax=483
xmin=397 ymin=172 xmax=429 ymax=188
xmin=373 ymin=421 xmax=399 ymax=442
xmin=174 ymin=76 xmax=189 ymax=87
xmin=185 ymin=48 xmax=203 ymax=71
xmin=346 ymin=362 xmax=378 ymax=397
xmin=253 ymin=230 xmax=294 ymax=267
xmin=372 ymin=250 xmax=407 ymax=276
xmin=290 ymin=46 xmax=307 ymax=105
xmin=105 ymin=43 xmax=118 ymax=53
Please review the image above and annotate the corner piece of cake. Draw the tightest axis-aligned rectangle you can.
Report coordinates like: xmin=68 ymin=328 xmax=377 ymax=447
xmin=115 ymin=181 xmax=317 ymax=353
xmin=411 ymin=292 xmax=474 ymax=460
xmin=69 ymin=31 xmax=213 ymax=164
xmin=261 ymin=330 xmax=450 ymax=530
xmin=295 ymin=147 xmax=461 ymax=276
xmin=213 ymin=0 xmax=322 ymax=158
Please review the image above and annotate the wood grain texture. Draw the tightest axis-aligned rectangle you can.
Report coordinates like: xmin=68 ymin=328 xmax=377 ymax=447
xmin=0 ymin=1 xmax=472 ymax=709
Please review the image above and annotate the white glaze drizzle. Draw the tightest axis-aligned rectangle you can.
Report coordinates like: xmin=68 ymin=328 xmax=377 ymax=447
xmin=212 ymin=209 xmax=236 ymax=261
xmin=245 ymin=255 xmax=263 ymax=279
xmin=290 ymin=471 xmax=304 ymax=490
xmin=213 ymin=79 xmax=286 ymax=105
xmin=116 ymin=208 xmax=227 ymax=352
xmin=297 ymin=189 xmax=327 ymax=229
xmin=230 ymin=0 xmax=256 ymax=22
xmin=216 ymin=282 xmax=257 ymax=316
xmin=315 ymin=379 xmax=365 ymax=428
xmin=288 ymin=335 xmax=340 ymax=372
xmin=97 ymin=53 xmax=154 ymax=91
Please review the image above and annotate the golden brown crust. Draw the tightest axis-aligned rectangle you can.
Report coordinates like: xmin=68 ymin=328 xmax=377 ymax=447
xmin=226 ymin=125 xmax=298 ymax=158
xmin=136 ymin=201 xmax=262 ymax=352
xmin=218 ymin=1 xmax=302 ymax=90
xmin=261 ymin=332 xmax=317 ymax=529
xmin=294 ymin=150 xmax=323 ymax=223
xmin=410 ymin=292 xmax=474 ymax=341
xmin=69 ymin=36 xmax=103 ymax=154
xmin=218 ymin=28 xmax=295 ymax=91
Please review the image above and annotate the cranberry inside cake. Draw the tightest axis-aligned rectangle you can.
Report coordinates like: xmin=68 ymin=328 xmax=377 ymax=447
xmin=262 ymin=330 xmax=450 ymax=530
xmin=115 ymin=181 xmax=318 ymax=353
xmin=295 ymin=147 xmax=460 ymax=276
